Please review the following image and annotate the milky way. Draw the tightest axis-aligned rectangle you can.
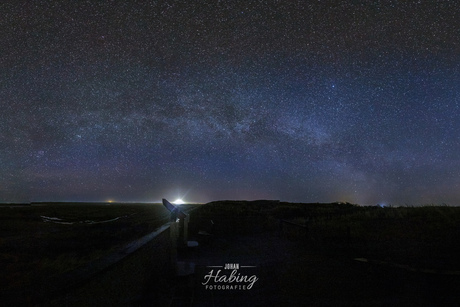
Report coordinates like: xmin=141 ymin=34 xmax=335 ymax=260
xmin=1 ymin=1 xmax=460 ymax=205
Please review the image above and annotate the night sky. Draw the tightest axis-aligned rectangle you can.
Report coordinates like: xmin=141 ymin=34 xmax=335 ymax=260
xmin=1 ymin=1 xmax=460 ymax=205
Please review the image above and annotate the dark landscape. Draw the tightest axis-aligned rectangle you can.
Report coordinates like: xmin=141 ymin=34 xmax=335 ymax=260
xmin=0 ymin=202 xmax=198 ymax=305
xmin=1 ymin=201 xmax=460 ymax=306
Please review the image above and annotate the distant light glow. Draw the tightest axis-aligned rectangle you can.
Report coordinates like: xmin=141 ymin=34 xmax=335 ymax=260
xmin=173 ymin=198 xmax=185 ymax=205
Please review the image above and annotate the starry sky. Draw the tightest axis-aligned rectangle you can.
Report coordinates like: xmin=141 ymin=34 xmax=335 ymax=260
xmin=1 ymin=1 xmax=460 ymax=205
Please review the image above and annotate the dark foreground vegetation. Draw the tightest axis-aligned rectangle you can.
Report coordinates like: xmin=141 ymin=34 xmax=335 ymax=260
xmin=0 ymin=202 xmax=198 ymax=299
xmin=192 ymin=200 xmax=460 ymax=269
xmin=189 ymin=200 xmax=460 ymax=306
xmin=2 ymin=200 xmax=460 ymax=306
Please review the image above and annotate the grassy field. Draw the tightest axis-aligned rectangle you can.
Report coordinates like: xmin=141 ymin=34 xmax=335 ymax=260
xmin=3 ymin=200 xmax=460 ymax=305
xmin=188 ymin=201 xmax=460 ymax=305
xmin=191 ymin=200 xmax=460 ymax=271
xmin=0 ymin=202 xmax=199 ymax=294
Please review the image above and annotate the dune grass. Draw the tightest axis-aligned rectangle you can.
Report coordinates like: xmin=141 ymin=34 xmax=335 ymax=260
xmin=190 ymin=201 xmax=460 ymax=271
xmin=0 ymin=202 xmax=186 ymax=291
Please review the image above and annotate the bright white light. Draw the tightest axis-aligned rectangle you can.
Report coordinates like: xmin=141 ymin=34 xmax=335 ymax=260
xmin=173 ymin=198 xmax=185 ymax=205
